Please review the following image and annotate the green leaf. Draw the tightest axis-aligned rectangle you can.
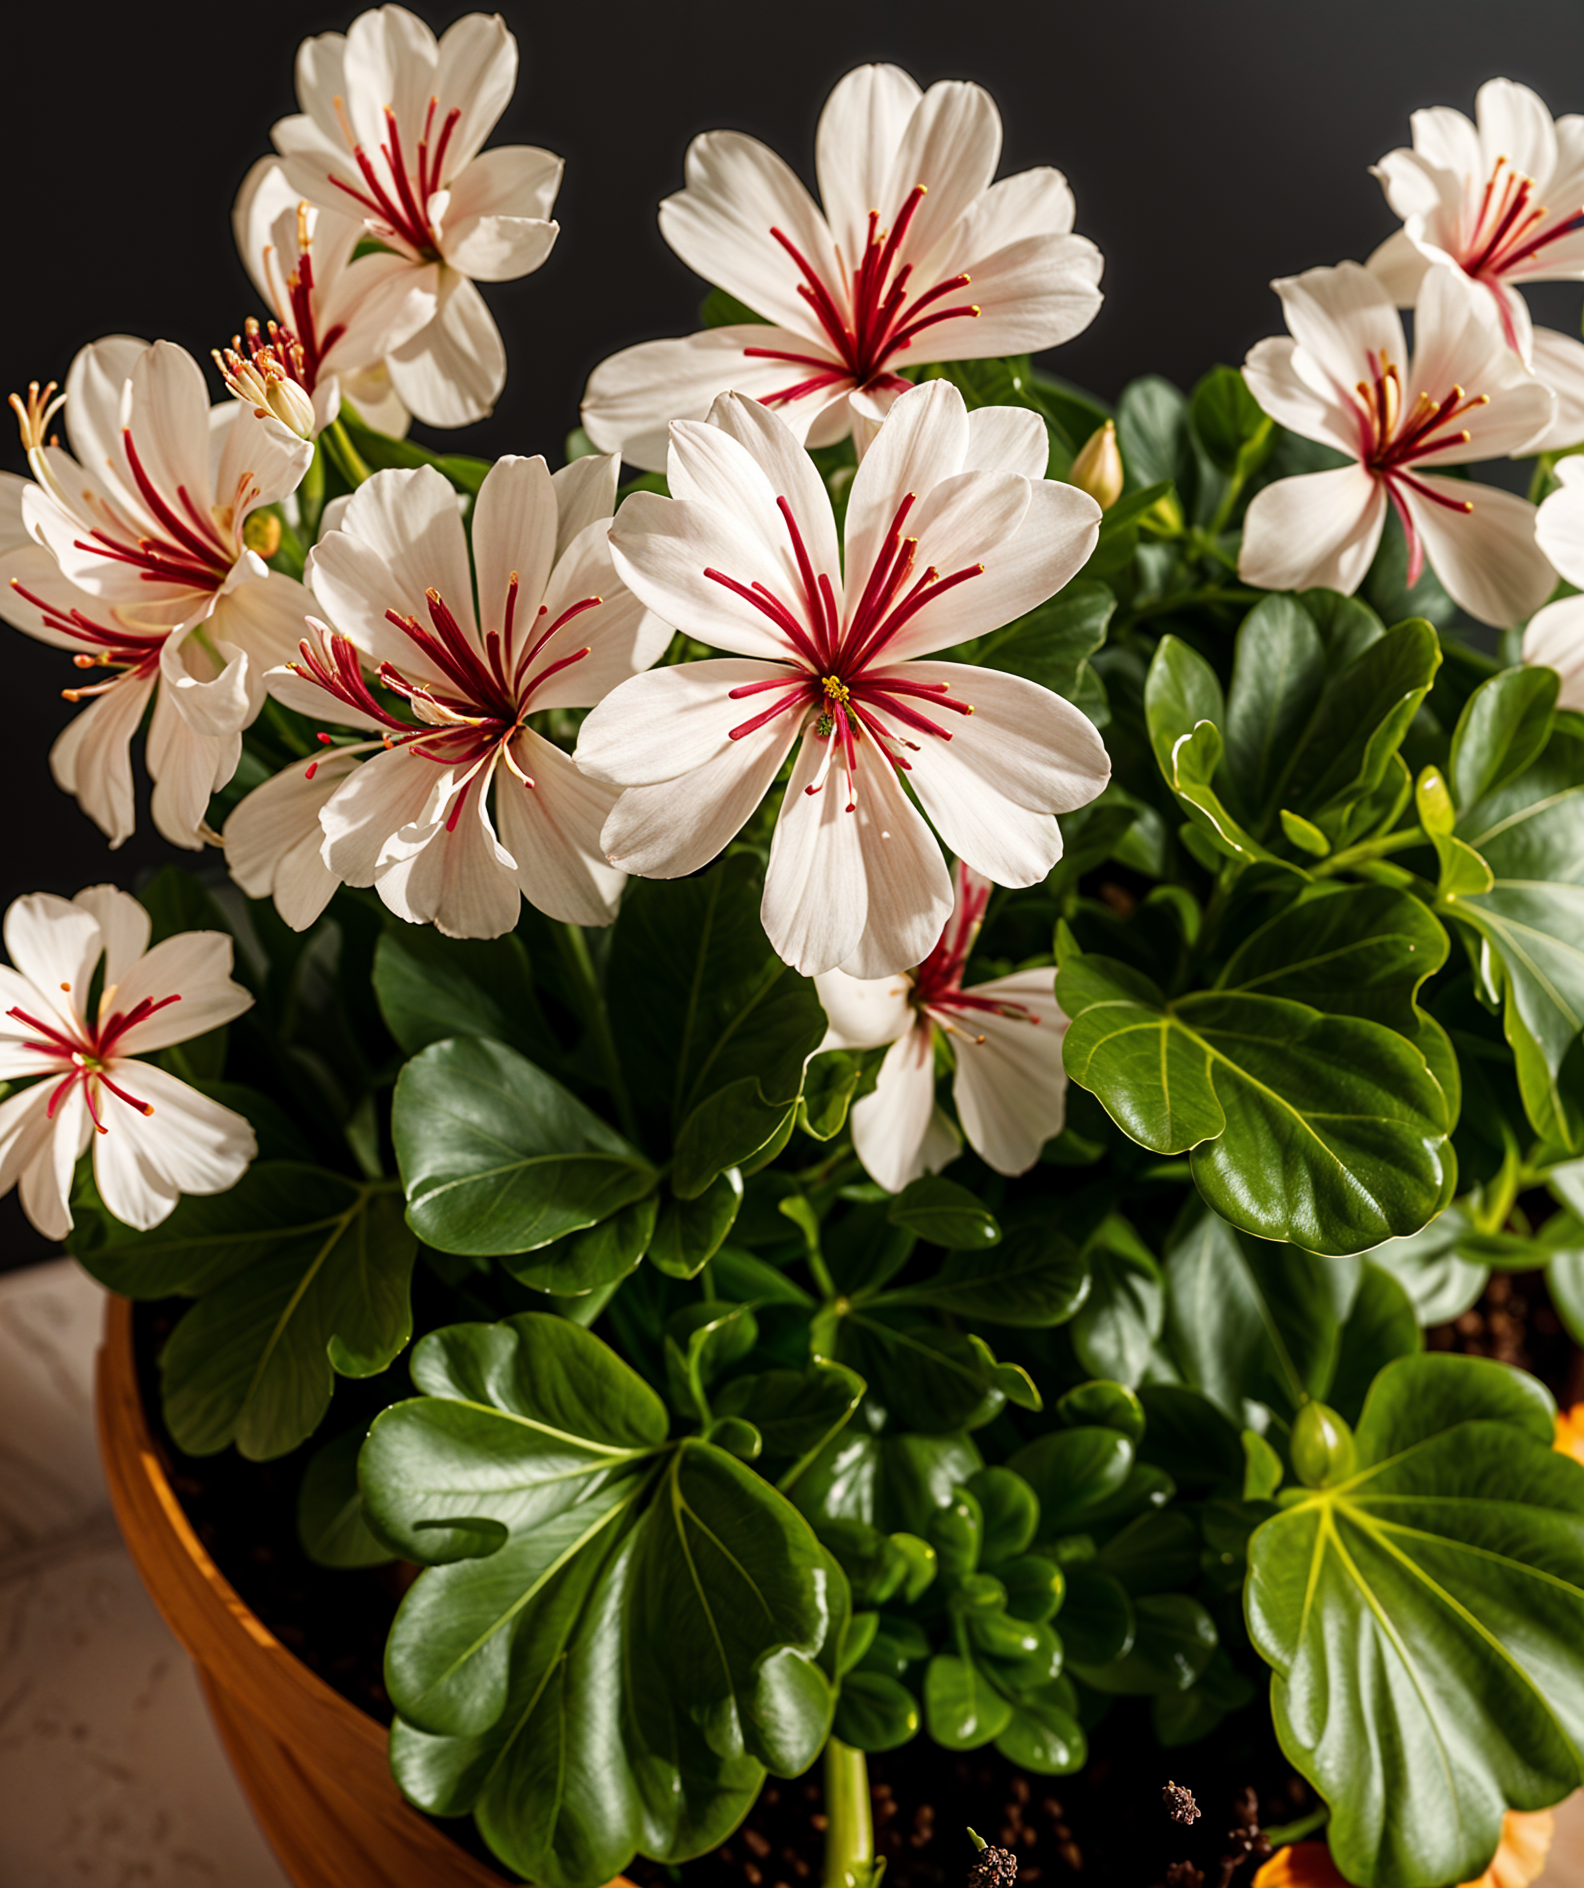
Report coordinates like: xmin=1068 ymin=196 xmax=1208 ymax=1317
xmin=828 ymin=1313 xmax=1033 ymax=1432
xmin=879 ymin=1220 xmax=1086 ymax=1325
xmin=1070 ymin=1216 xmax=1163 ymax=1386
xmin=995 ymin=1683 xmax=1087 ymax=1774
xmin=1164 ymin=1208 xmax=1358 ymax=1419
xmin=700 ymin=286 xmax=768 ymax=328
xmin=1247 ymin=1353 xmax=1584 ymax=1888
xmin=648 ymin=1169 xmax=743 ymax=1278
xmin=1060 ymin=949 xmax=1451 ymax=1253
xmin=924 ymin=1652 xmax=1013 ymax=1748
xmin=1138 ymin=1384 xmax=1246 ymax=1494
xmin=338 ymin=409 xmax=489 ymax=494
xmin=1190 ymin=364 xmax=1272 ymax=477
xmin=833 ymin=1669 xmax=920 ymax=1751
xmin=799 ymin=1050 xmax=864 ymax=1140
xmin=158 ymin=1169 xmax=414 ymax=1459
xmin=1450 ymin=666 xmax=1560 ymax=811
xmin=672 ymin=1081 xmax=796 ymax=1198
xmin=1058 ymin=1379 xmax=1146 ymax=1444
xmin=1058 ymin=1563 xmax=1135 ymax=1663
xmin=1327 ymin=1260 xmax=1421 ymax=1424
xmin=1117 ymin=375 xmax=1194 ymax=494
xmin=1069 ymin=1592 xmax=1217 ymax=1695
xmin=1152 ymin=1646 xmax=1256 ymax=1747
xmin=505 ymin=1193 xmax=658 ymax=1295
xmin=885 ymin=1174 xmax=1001 ymax=1249
xmin=715 ymin=1361 xmax=865 ymax=1487
xmin=794 ymin=1429 xmax=983 ymax=1537
xmin=393 ymin=1037 xmax=657 ymax=1256
xmin=1010 ymin=1427 xmax=1135 ymax=1534
xmin=1368 ymin=1208 xmax=1491 ymax=1324
xmin=298 ymin=1427 xmax=393 ymax=1569
xmin=973 ymin=579 xmax=1115 ymax=702
xmin=964 ymin=1468 xmax=1041 ymax=1565
xmin=365 ymin=1315 xmax=833 ymax=1888
xmin=373 ymin=927 xmax=556 ymax=1065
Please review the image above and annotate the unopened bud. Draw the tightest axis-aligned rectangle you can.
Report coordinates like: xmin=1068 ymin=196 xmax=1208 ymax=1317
xmin=243 ymin=510 xmax=284 ymax=560
xmin=1068 ymin=419 xmax=1124 ymax=510
xmin=1291 ymin=1400 xmax=1357 ymax=1489
xmin=261 ymin=375 xmax=317 ymax=440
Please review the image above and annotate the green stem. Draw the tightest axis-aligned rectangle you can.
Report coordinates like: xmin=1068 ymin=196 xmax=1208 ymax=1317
xmin=553 ymin=923 xmax=640 ymax=1144
xmin=822 ymin=1737 xmax=875 ymax=1888
xmin=325 ymin=417 xmax=374 ymax=486
xmin=300 ymin=439 xmax=327 ymax=537
xmin=1262 ymin=1805 xmax=1330 ymax=1848
xmin=1313 ymin=825 xmax=1428 ymax=877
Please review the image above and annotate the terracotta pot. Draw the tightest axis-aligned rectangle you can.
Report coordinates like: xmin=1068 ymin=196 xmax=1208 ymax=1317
xmin=95 ymin=1292 xmax=512 ymax=1888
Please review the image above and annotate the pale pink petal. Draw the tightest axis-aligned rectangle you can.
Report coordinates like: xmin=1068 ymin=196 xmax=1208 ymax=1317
xmin=1524 ymin=595 xmax=1584 ymax=711
xmin=576 ymin=658 xmax=801 ymax=789
xmin=374 ymin=775 xmax=520 ymax=939
xmin=581 ymin=327 xmax=847 ymax=474
xmin=49 ymin=669 xmax=155 ymax=851
xmin=844 ymin=380 xmax=971 ymax=586
xmin=386 ymin=272 xmax=506 ymax=428
xmin=1524 ymin=327 xmax=1584 ymax=453
xmin=496 ymin=730 xmax=624 ymax=926
xmin=878 ymin=81 xmax=1002 ymax=269
xmin=609 ymin=493 xmax=819 ymax=662
xmin=660 ymin=131 xmax=838 ymax=338
xmin=527 ymin=522 xmax=671 ymax=712
xmin=815 ymin=65 xmax=924 ymax=264
xmin=145 ymin=684 xmax=237 ymax=850
xmin=1238 ymin=465 xmax=1387 ymax=596
xmin=850 ymin=1022 xmax=944 ymax=1194
xmin=552 ymin=454 xmax=619 ymax=553
xmin=439 ymin=146 xmax=561 ymax=280
xmin=947 ymin=968 xmax=1067 ymax=1175
xmin=1242 ymin=336 xmax=1359 ymax=456
xmin=320 ymin=745 xmax=448 ymax=886
xmin=898 ymin=661 xmax=1110 ymax=885
xmin=814 ymin=966 xmax=914 ymax=1051
xmin=1274 ymin=262 xmax=1406 ymax=401
xmin=963 ymin=407 xmax=1049 ymax=481
xmin=72 ymin=887 xmax=149 ymax=991
xmin=95 ymin=1063 xmax=255 ymax=1226
xmin=4 ymin=894 xmax=103 ymax=1008
xmin=600 ymin=711 xmax=801 ymax=880
xmin=473 ymin=455 xmax=558 ymax=629
xmin=1404 ymin=476 xmax=1557 ymax=629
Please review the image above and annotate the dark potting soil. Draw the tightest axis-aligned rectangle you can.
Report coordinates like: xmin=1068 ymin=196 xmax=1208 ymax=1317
xmin=130 ymin=1260 xmax=1583 ymax=1888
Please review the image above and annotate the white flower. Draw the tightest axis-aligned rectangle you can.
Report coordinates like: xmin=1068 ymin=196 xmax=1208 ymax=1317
xmin=0 ymin=885 xmax=255 ymax=1238
xmin=580 ymin=63 xmax=1102 ymax=470
xmin=232 ymin=453 xmax=669 ymax=938
xmin=271 ymin=5 xmax=562 ymax=427
xmin=0 ymin=471 xmax=240 ymax=850
xmin=816 ymin=861 xmax=1067 ymax=1191
xmin=1238 ymin=262 xmax=1556 ymax=628
xmin=576 ymin=381 xmax=1110 ymax=979
xmin=226 ymin=157 xmax=440 ymax=437
xmin=1525 ymin=458 xmax=1584 ymax=708
xmin=1369 ymin=79 xmax=1584 ymax=448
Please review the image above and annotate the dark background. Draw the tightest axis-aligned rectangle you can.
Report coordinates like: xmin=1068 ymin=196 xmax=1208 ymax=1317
xmin=3 ymin=0 xmax=1582 ymax=1265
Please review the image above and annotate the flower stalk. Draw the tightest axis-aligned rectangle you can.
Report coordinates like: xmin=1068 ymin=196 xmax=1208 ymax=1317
xmin=822 ymin=1736 xmax=877 ymax=1888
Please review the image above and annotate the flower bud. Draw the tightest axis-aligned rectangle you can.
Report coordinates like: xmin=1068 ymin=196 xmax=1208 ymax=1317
xmin=1291 ymin=1399 xmax=1357 ymax=1488
xmin=1068 ymin=419 xmax=1124 ymax=510
xmin=243 ymin=510 xmax=283 ymax=560
xmin=262 ymin=376 xmax=317 ymax=441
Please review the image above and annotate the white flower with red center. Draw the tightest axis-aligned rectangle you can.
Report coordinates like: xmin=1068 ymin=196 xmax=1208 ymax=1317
xmin=1237 ymin=262 xmax=1557 ymax=628
xmin=14 ymin=337 xmax=315 ymax=755
xmin=225 ymin=157 xmax=440 ymax=438
xmin=271 ymin=5 xmax=562 ymax=428
xmin=579 ymin=63 xmax=1102 ymax=470
xmin=816 ymin=861 xmax=1067 ymax=1192
xmin=0 ymin=885 xmax=256 ymax=1239
xmin=0 ymin=468 xmax=239 ymax=850
xmin=1523 ymin=459 xmax=1584 ymax=709
xmin=232 ymin=452 xmax=669 ymax=938
xmin=575 ymin=381 xmax=1109 ymax=978
xmin=1369 ymin=79 xmax=1584 ymax=449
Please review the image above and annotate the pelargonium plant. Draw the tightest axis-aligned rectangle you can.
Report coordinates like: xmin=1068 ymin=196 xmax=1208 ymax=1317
xmin=10 ymin=14 xmax=1584 ymax=1888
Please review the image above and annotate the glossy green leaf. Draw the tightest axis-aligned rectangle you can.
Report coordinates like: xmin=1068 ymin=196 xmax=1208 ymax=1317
xmin=1138 ymin=1384 xmax=1245 ymax=1493
xmin=974 ymin=579 xmax=1115 ymax=702
xmin=715 ymin=1361 xmax=866 ymax=1483
xmin=1327 ymin=1260 xmax=1421 ymax=1423
xmin=1071 ymin=1216 xmax=1163 ymax=1385
xmin=1061 ymin=948 xmax=1451 ymax=1253
xmin=827 ymin=1313 xmax=1033 ymax=1432
xmin=672 ymin=1081 xmax=797 ymax=1198
xmin=1069 ymin=1592 xmax=1217 ymax=1695
xmin=1450 ymin=665 xmax=1559 ymax=811
xmin=1190 ymin=364 xmax=1272 ymax=476
xmin=924 ymin=1652 xmax=1013 ymax=1748
xmin=373 ymin=927 xmax=554 ymax=1064
xmin=793 ymin=1429 xmax=983 ymax=1537
xmin=833 ymin=1670 xmax=920 ymax=1752
xmin=799 ymin=1050 xmax=864 ymax=1140
xmin=885 ymin=1174 xmax=1001 ymax=1249
xmin=964 ymin=1468 xmax=1041 ymax=1565
xmin=648 ymin=1170 xmax=743 ymax=1278
xmin=1152 ymin=1646 xmax=1256 ymax=1747
xmin=878 ymin=1220 xmax=1084 ymax=1324
xmin=1058 ymin=1379 xmax=1146 ymax=1444
xmin=1057 ymin=1563 xmax=1136 ymax=1664
xmin=994 ymin=1683 xmax=1087 ymax=1774
xmin=158 ymin=1169 xmax=414 ymax=1460
xmin=1247 ymin=1353 xmax=1584 ymax=1888
xmin=297 ymin=1426 xmax=393 ymax=1569
xmin=394 ymin=1037 xmax=657 ymax=1256
xmin=1011 ymin=1427 xmax=1135 ymax=1535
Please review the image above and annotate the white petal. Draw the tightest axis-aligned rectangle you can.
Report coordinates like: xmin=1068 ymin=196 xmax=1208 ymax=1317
xmin=552 ymin=454 xmax=620 ymax=553
xmin=1365 ymin=226 xmax=1434 ymax=305
xmin=374 ymin=774 xmax=521 ymax=939
xmin=316 ymin=464 xmax=476 ymax=644
xmin=472 ymin=454 xmax=557 ymax=632
xmin=439 ymin=146 xmax=561 ymax=280
xmin=14 ymin=1083 xmax=87 ymax=1241
xmin=386 ymin=272 xmax=506 ymax=428
xmin=321 ymin=252 xmax=440 ymax=371
xmin=908 ymin=232 xmax=1103 ymax=361
xmin=581 ymin=327 xmax=848 ymax=474
xmin=850 ymin=1023 xmax=942 ymax=1194
xmin=525 ymin=521 xmax=672 ymax=712
xmin=1475 ymin=79 xmax=1558 ymax=191
xmin=49 ymin=670 xmax=155 ymax=851
xmin=947 ymin=969 xmax=1067 ymax=1175
xmin=814 ymin=965 xmax=914 ymax=1051
xmin=209 ymin=573 xmax=317 ymax=699
xmin=693 ymin=391 xmax=844 ymax=595
xmin=146 ymin=683 xmax=238 ymax=849
xmin=815 ymin=64 xmax=924 ymax=264
xmin=1241 ymin=335 xmax=1358 ymax=456
xmin=958 ymin=165 xmax=1077 ymax=251
xmin=1273 ymin=262 xmax=1406 ymax=401
xmin=1404 ymin=476 xmax=1557 ymax=629
xmin=877 ymin=80 xmax=1002 ymax=268
xmin=600 ymin=711 xmax=801 ymax=879
xmin=320 ymin=744 xmax=447 ymax=885
xmin=212 ymin=396 xmax=314 ymax=516
xmin=1524 ymin=327 xmax=1584 ymax=454
xmin=576 ymin=658 xmax=803 ymax=789
xmin=158 ymin=625 xmax=253 ymax=740
xmin=1237 ymin=466 xmax=1387 ymax=595
xmin=1408 ymin=105 xmax=1482 ymax=181
xmin=72 ymin=887 xmax=149 ymax=991
xmin=95 ymin=1063 xmax=255 ymax=1226
xmin=224 ymin=748 xmax=366 ymax=928
xmin=660 ymin=130 xmax=839 ymax=338
xmin=433 ymin=10 xmax=517 ymax=173
xmin=1538 ymin=455 xmax=1584 ymax=586
xmin=845 ymin=380 xmax=970 ymax=587
xmin=496 ymin=730 xmax=624 ymax=926
xmin=963 ymin=407 xmax=1049 ymax=481
xmin=4 ymin=893 xmax=103 ymax=1008
xmin=112 ymin=932 xmax=252 ymax=1054
xmin=1407 ymin=268 xmax=1551 ymax=459
xmin=1524 ymin=595 xmax=1584 ymax=711
xmin=897 ymin=661 xmax=1109 ymax=884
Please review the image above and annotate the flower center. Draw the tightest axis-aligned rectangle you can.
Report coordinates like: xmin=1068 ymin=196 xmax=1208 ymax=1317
xmin=5 ymin=986 xmax=182 ymax=1134
xmin=328 ymin=94 xmax=457 ymax=262
xmin=291 ymin=575 xmax=599 ymax=827
xmin=708 ymin=492 xmax=980 ymax=811
xmin=1463 ymin=154 xmax=1584 ymax=282
xmin=743 ymin=184 xmax=982 ymax=408
xmin=1354 ymin=349 xmax=1485 ymax=584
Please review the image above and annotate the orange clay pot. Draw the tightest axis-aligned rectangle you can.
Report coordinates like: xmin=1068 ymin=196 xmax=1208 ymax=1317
xmin=95 ymin=1292 xmax=609 ymax=1888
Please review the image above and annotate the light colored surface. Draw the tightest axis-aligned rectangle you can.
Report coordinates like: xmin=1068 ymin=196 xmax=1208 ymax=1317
xmin=1 ymin=1257 xmax=1584 ymax=1887
xmin=0 ymin=1258 xmax=291 ymax=1886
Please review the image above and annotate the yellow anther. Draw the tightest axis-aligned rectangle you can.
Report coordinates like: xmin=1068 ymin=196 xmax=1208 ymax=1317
xmin=821 ymin=675 xmax=852 ymax=706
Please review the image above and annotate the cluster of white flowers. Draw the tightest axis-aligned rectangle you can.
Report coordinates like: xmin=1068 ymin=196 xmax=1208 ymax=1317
xmin=10 ymin=23 xmax=1584 ymax=1231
